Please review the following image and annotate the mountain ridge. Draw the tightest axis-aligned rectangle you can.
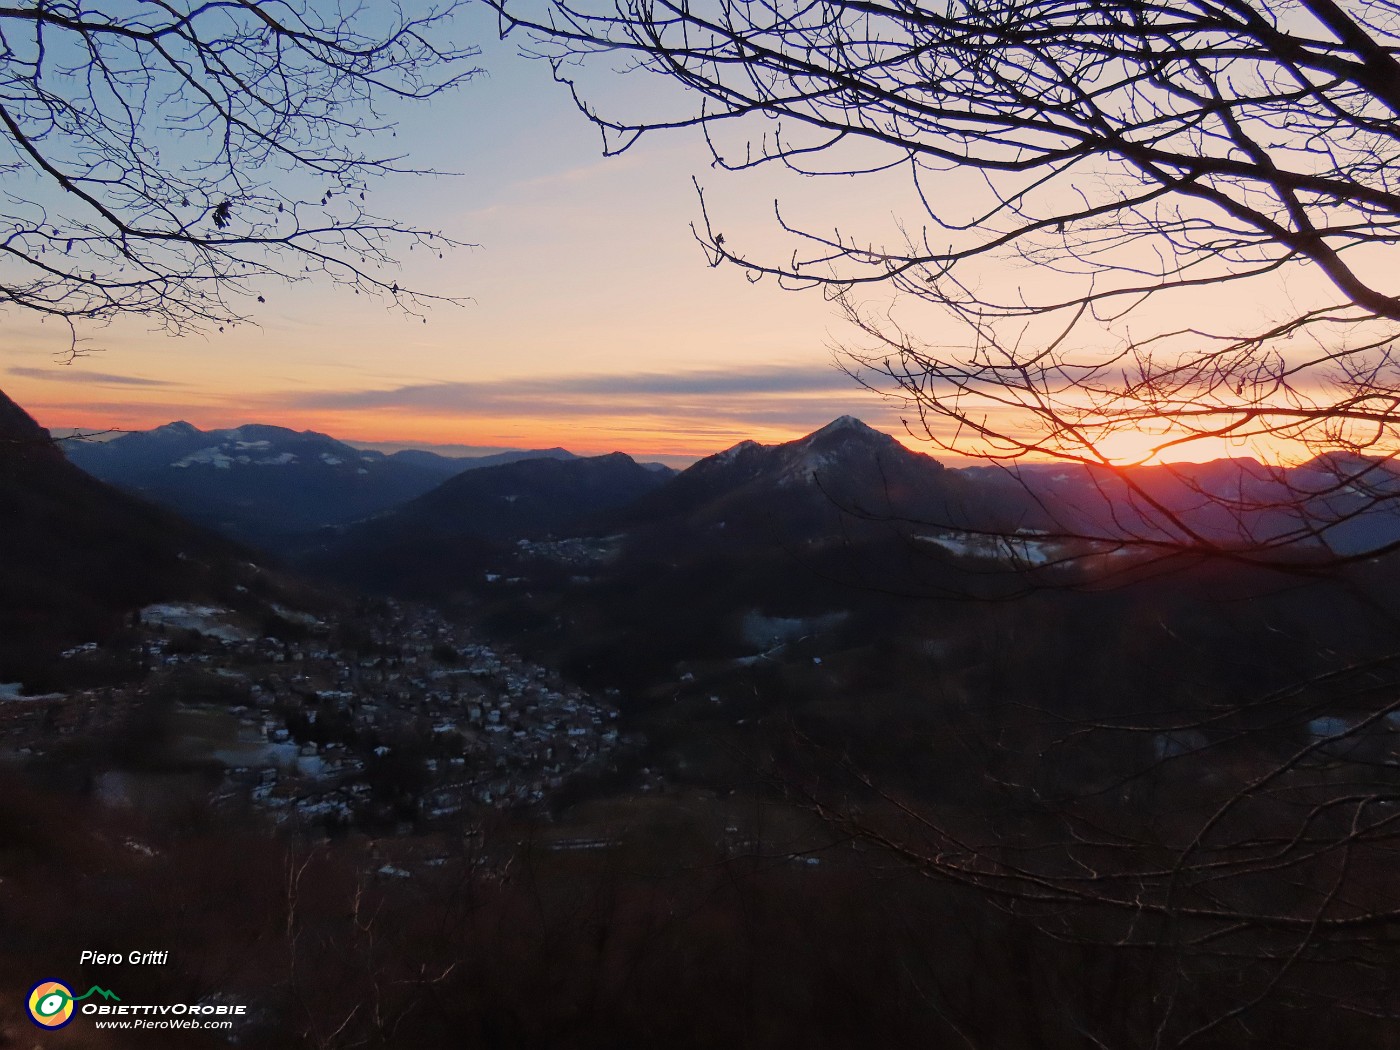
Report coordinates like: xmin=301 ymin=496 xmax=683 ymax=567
xmin=303 ymin=450 xmax=674 ymax=595
xmin=62 ymin=422 xmax=589 ymax=548
xmin=58 ymin=411 xmax=1400 ymax=563
xmin=0 ymin=389 xmax=286 ymax=687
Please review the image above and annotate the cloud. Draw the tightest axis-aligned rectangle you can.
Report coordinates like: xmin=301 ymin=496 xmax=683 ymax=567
xmin=249 ymin=363 xmax=919 ymax=456
xmin=9 ymin=366 xmax=176 ymax=388
xmin=277 ymin=364 xmax=865 ymax=415
xmin=25 ymin=364 xmax=926 ymax=458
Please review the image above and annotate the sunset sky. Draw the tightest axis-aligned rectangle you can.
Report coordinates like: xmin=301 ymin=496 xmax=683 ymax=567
xmin=0 ymin=7 xmax=930 ymax=465
xmin=0 ymin=5 xmax=1339 ymax=470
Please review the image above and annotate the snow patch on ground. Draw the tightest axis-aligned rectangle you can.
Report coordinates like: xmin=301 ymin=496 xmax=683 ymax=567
xmin=916 ymin=531 xmax=1059 ymax=566
xmin=270 ymin=604 xmax=321 ymax=628
xmin=0 ymin=683 xmax=64 ymax=702
xmin=172 ymin=444 xmax=297 ymax=468
xmin=172 ymin=447 xmax=233 ymax=469
xmin=740 ymin=610 xmax=848 ymax=649
xmin=1308 ymin=716 xmax=1353 ymax=738
xmin=787 ymin=449 xmax=833 ymax=478
xmin=139 ymin=603 xmax=252 ymax=642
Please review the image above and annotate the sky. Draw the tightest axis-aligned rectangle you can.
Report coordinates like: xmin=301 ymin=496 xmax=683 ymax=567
xmin=0 ymin=4 xmax=927 ymax=465
xmin=0 ymin=3 xmax=1358 ymax=470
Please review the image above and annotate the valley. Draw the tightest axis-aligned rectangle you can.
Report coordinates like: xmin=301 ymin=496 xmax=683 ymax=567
xmin=6 ymin=389 xmax=1400 ymax=1048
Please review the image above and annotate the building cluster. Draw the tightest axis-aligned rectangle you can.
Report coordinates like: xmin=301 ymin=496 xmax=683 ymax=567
xmin=0 ymin=599 xmax=630 ymax=831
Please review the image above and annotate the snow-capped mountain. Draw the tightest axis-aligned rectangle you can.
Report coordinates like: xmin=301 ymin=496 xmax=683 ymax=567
xmin=60 ymin=413 xmax=1400 ymax=567
xmin=62 ymin=422 xmax=578 ymax=548
xmin=611 ymin=414 xmax=1019 ymax=544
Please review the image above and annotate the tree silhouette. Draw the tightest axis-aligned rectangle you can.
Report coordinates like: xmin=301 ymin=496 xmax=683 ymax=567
xmin=482 ymin=4 xmax=1400 ymax=1041
xmin=490 ymin=0 xmax=1400 ymax=560
xmin=0 ymin=0 xmax=477 ymax=350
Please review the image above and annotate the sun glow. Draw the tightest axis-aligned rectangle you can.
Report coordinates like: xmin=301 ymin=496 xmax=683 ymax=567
xmin=1077 ymin=429 xmax=1272 ymax=468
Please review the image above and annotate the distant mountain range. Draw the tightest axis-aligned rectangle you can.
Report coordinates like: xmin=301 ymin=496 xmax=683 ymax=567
xmin=589 ymin=415 xmax=1400 ymax=564
xmin=302 ymin=415 xmax=987 ymax=596
xmin=62 ymin=422 xmax=587 ymax=548
xmin=962 ymin=451 xmax=1400 ymax=558
xmin=276 ymin=414 xmax=1400 ymax=693
xmin=60 ymin=412 xmax=1400 ymax=572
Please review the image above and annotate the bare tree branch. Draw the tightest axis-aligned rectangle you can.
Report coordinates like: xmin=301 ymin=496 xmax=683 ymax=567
xmin=0 ymin=1 xmax=480 ymax=352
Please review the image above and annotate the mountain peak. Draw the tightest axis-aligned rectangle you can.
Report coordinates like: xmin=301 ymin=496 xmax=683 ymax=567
xmin=712 ymin=439 xmax=763 ymax=465
xmin=155 ymin=420 xmax=201 ymax=436
xmin=801 ymin=416 xmax=888 ymax=444
xmin=819 ymin=414 xmax=868 ymax=432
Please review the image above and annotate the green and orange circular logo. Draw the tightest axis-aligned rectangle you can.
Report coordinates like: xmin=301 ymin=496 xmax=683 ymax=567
xmin=27 ymin=980 xmax=76 ymax=1029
